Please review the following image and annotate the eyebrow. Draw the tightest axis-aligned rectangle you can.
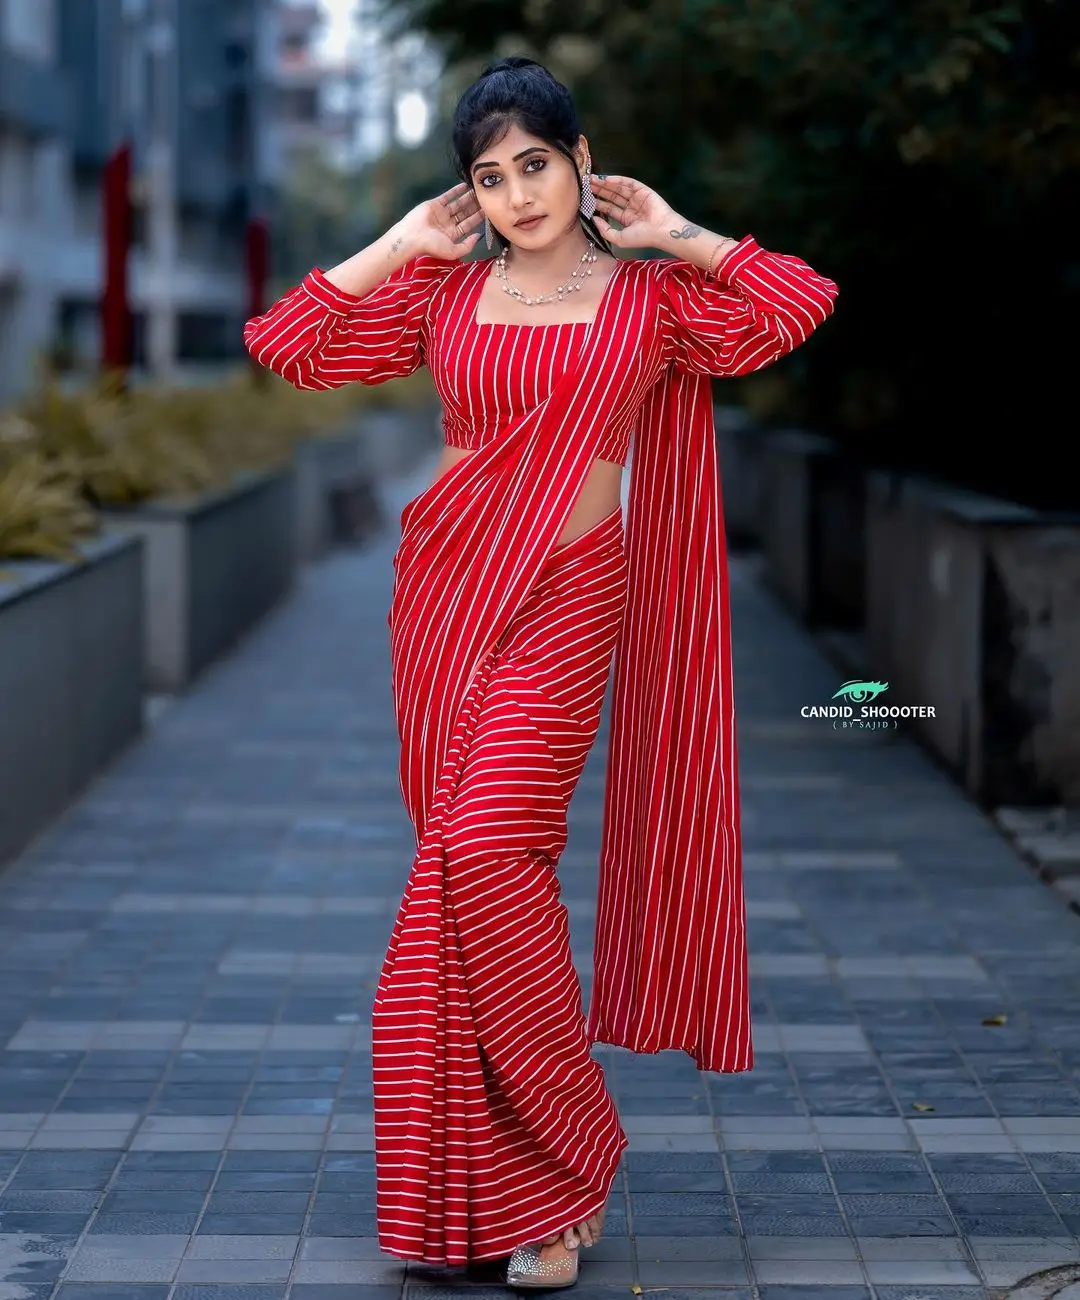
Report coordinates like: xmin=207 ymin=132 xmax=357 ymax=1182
xmin=471 ymin=146 xmax=549 ymax=175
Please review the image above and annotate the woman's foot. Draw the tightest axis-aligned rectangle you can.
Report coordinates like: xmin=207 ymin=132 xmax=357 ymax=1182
xmin=506 ymin=1233 xmax=579 ymax=1289
xmin=574 ymin=1202 xmax=606 ymax=1248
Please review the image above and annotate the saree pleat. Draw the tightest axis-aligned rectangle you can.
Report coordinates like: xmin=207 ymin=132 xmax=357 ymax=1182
xmin=375 ymin=513 xmax=629 ymax=1265
xmin=374 ymin=268 xmax=650 ymax=1265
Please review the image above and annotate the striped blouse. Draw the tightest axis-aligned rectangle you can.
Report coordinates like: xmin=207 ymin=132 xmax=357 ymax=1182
xmin=244 ymin=236 xmax=838 ymax=469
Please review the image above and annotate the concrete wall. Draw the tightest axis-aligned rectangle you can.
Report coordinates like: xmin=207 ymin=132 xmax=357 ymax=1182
xmin=360 ymin=407 xmax=442 ymax=479
xmin=760 ymin=430 xmax=865 ymax=628
xmin=0 ymin=532 xmax=143 ymax=864
xmin=715 ymin=405 xmax=763 ymax=549
xmin=102 ymin=467 xmax=297 ymax=693
xmin=294 ymin=426 xmax=366 ymax=562
xmin=865 ymin=473 xmax=1080 ymax=807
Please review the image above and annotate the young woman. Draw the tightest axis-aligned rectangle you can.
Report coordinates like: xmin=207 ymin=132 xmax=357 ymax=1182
xmin=245 ymin=55 xmax=837 ymax=1292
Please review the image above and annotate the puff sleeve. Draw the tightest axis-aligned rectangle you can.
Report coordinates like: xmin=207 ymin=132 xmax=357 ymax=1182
xmin=658 ymin=235 xmax=838 ymax=379
xmin=243 ymin=255 xmax=457 ymax=390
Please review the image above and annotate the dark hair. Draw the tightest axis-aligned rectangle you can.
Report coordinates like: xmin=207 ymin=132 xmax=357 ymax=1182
xmin=450 ymin=56 xmax=612 ymax=255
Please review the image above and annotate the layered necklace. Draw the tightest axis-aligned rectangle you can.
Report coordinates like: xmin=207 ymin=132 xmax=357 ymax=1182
xmin=493 ymin=241 xmax=599 ymax=306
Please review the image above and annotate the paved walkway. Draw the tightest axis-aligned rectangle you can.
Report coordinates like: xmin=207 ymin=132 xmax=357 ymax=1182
xmin=2 ymin=462 xmax=1080 ymax=1300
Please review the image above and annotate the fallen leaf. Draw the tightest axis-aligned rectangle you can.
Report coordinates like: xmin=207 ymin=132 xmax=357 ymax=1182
xmin=912 ymin=1102 xmax=935 ymax=1112
xmin=982 ymin=1014 xmax=1008 ymax=1026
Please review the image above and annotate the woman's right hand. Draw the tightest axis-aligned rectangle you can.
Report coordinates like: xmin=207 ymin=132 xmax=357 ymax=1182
xmin=397 ymin=181 xmax=484 ymax=261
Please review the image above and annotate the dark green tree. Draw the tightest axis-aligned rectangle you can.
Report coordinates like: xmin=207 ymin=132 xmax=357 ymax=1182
xmin=381 ymin=0 xmax=1079 ymax=507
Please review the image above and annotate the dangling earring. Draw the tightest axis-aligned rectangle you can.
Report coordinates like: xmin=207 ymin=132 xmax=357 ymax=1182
xmin=579 ymin=161 xmax=596 ymax=219
xmin=485 ymin=217 xmax=495 ymax=250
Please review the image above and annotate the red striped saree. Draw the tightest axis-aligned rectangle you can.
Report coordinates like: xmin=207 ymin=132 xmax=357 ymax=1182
xmin=243 ymin=241 xmax=838 ymax=1265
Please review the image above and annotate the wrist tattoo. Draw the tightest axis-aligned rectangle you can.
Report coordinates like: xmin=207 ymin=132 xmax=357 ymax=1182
xmin=669 ymin=223 xmax=702 ymax=239
xmin=389 ymin=236 xmax=404 ymax=255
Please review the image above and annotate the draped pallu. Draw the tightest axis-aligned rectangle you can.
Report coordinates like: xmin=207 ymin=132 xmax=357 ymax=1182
xmin=243 ymin=241 xmax=839 ymax=1266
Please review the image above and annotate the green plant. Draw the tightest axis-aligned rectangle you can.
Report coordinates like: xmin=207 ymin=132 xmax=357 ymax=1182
xmin=0 ymin=364 xmax=444 ymax=515
xmin=0 ymin=440 xmax=98 ymax=562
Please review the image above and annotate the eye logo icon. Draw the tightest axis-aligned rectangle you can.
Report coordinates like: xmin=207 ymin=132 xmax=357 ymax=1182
xmin=832 ymin=679 xmax=889 ymax=703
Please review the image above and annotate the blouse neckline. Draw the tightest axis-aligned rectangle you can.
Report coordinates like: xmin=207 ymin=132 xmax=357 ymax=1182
xmin=470 ymin=256 xmax=625 ymax=330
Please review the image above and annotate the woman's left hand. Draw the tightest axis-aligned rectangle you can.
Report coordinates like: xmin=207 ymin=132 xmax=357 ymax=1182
xmin=588 ymin=174 xmax=685 ymax=250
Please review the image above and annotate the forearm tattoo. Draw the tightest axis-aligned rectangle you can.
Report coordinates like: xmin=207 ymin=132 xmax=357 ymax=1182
xmin=669 ymin=223 xmax=703 ymax=239
xmin=389 ymin=236 xmax=404 ymax=255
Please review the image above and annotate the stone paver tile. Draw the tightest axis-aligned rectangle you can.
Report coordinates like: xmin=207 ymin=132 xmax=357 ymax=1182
xmin=289 ymin=1261 xmax=404 ymax=1285
xmin=752 ymin=1260 xmax=869 ymax=1285
xmin=181 ymin=1027 xmax=270 ymax=1051
xmin=746 ymin=901 xmax=803 ymax=920
xmin=137 ymin=1118 xmax=233 ymax=1134
xmin=723 ymin=1133 xmax=825 ymax=1150
xmin=29 ymin=1132 xmax=132 ymax=1149
xmin=637 ymin=1259 xmax=751 ymax=1284
xmin=298 ymin=1239 xmax=387 ymax=1261
xmin=232 ymin=1133 xmax=327 ymax=1151
xmin=751 ymin=956 xmax=830 ymax=977
xmin=129 ymin=1133 xmax=230 ymax=1151
xmin=621 ymin=1116 xmax=714 ymax=1133
xmin=69 ymin=1238 xmax=189 ymax=1258
xmin=1005 ymin=1118 xmax=1080 ymax=1133
xmin=863 ymin=1260 xmax=983 ymax=1285
xmin=61 ymin=1257 xmax=180 ymax=1283
xmin=231 ymin=1118 xmax=329 ymax=1134
xmin=744 ymin=1238 xmax=859 ymax=1260
xmin=184 ymin=1238 xmax=299 ymax=1260
xmin=813 ymin=1119 xmax=909 ymax=1134
xmin=856 ymin=1239 xmax=970 ymax=1260
xmin=967 ymin=1238 xmax=1080 ymax=1261
xmin=175 ymin=1260 xmax=293 ymax=1284
xmin=326 ymin=1117 xmax=374 ymax=1133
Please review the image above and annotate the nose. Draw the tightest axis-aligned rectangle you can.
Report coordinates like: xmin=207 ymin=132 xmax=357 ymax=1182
xmin=505 ymin=179 xmax=532 ymax=210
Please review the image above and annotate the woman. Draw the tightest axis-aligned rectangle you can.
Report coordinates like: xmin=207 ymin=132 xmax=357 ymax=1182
xmin=245 ymin=56 xmax=837 ymax=1290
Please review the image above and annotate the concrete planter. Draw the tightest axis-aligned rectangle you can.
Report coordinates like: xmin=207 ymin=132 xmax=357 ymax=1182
xmin=715 ymin=405 xmax=764 ymax=550
xmin=358 ymin=405 xmax=442 ymax=480
xmin=0 ymin=533 xmax=143 ymax=865
xmin=865 ymin=472 xmax=1080 ymax=807
xmin=293 ymin=425 xmax=381 ymax=562
xmin=760 ymin=430 xmax=865 ymax=627
xmin=101 ymin=466 xmax=297 ymax=693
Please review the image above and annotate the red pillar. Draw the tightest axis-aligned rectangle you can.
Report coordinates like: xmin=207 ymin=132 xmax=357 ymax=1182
xmin=245 ymin=215 xmax=270 ymax=382
xmin=101 ymin=141 xmax=132 ymax=379
xmin=245 ymin=215 xmax=269 ymax=320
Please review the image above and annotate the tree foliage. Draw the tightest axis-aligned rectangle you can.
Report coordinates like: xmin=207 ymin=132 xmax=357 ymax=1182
xmin=380 ymin=0 xmax=1080 ymax=507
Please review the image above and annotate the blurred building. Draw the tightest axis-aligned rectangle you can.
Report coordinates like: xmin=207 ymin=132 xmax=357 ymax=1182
xmin=274 ymin=0 xmax=439 ymax=171
xmin=0 ymin=0 xmax=281 ymax=401
xmin=275 ymin=0 xmax=363 ymax=169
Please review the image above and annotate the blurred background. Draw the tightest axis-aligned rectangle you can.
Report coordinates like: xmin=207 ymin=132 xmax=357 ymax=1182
xmin=0 ymin=0 xmax=1074 ymax=492
xmin=1 ymin=0 xmax=1078 ymax=862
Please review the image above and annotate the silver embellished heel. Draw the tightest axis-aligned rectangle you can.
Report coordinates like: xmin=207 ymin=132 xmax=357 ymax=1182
xmin=505 ymin=1241 xmax=579 ymax=1290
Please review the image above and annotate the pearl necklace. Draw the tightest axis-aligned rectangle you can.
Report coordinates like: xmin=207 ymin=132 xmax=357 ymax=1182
xmin=494 ymin=243 xmax=598 ymax=306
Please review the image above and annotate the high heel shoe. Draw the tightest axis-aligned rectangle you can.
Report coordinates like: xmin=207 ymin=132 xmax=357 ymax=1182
xmin=505 ymin=1241 xmax=579 ymax=1290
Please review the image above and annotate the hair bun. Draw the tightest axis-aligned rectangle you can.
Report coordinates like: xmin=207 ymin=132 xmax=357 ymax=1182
xmin=481 ymin=56 xmax=544 ymax=77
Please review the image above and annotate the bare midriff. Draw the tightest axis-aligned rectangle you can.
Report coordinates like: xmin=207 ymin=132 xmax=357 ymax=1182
xmin=430 ymin=446 xmax=624 ymax=547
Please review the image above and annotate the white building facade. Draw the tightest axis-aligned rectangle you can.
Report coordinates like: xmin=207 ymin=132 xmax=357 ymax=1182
xmin=0 ymin=0 xmax=281 ymax=401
